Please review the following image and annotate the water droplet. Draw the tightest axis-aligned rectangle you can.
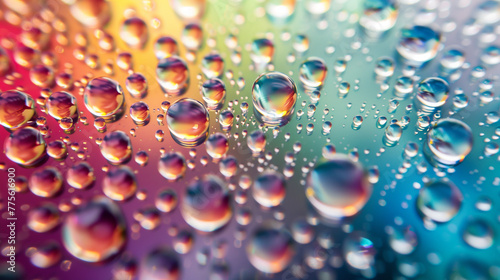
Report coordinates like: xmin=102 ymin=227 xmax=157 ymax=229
xmin=173 ymin=230 xmax=194 ymax=254
xmin=389 ymin=226 xmax=418 ymax=255
xmin=154 ymin=36 xmax=179 ymax=59
xmin=253 ymin=170 xmax=286 ymax=207
xmin=135 ymin=207 xmax=161 ymax=230
xmin=360 ymin=0 xmax=398 ymax=34
xmin=47 ymin=140 xmax=67 ymax=160
xmin=219 ymin=156 xmax=238 ymax=177
xmin=416 ymin=77 xmax=449 ymax=109
xmin=206 ymin=133 xmax=229 ymax=159
xmin=139 ymin=247 xmax=181 ymax=280
xmin=201 ymin=78 xmax=226 ymax=110
xmin=218 ymin=110 xmax=234 ymax=131
xmin=156 ymin=189 xmax=178 ymax=213
xmin=14 ymin=45 xmax=38 ymax=68
xmin=251 ymin=38 xmax=274 ymax=66
xmin=201 ymin=53 xmax=224 ymax=78
xmin=343 ymin=232 xmax=375 ymax=270
xmin=120 ymin=17 xmax=148 ymax=49
xmin=67 ymin=162 xmax=95 ymax=189
xmin=0 ymin=90 xmax=36 ymax=129
xmin=47 ymin=91 xmax=78 ymax=120
xmin=424 ymin=118 xmax=473 ymax=166
xmin=126 ymin=73 xmax=148 ymax=99
xmin=417 ymin=180 xmax=463 ymax=223
xmin=440 ymin=49 xmax=465 ymax=69
xmin=70 ymin=0 xmax=111 ymax=28
xmin=299 ymin=57 xmax=328 ymax=89
xmin=27 ymin=203 xmax=60 ymax=233
xmin=252 ymin=72 xmax=297 ymax=126
xmin=397 ymin=26 xmax=441 ymax=65
xmin=246 ymin=222 xmax=294 ymax=273
xmin=29 ymin=167 xmax=62 ymax=198
xmin=247 ymin=130 xmax=266 ymax=154
xmin=306 ymin=154 xmax=372 ymax=219
xmin=384 ymin=123 xmax=402 ymax=146
xmin=100 ymin=131 xmax=132 ymax=165
xmin=129 ymin=101 xmax=150 ymax=125
xmin=291 ymin=219 xmax=314 ymax=244
xmin=171 ymin=0 xmax=206 ymax=21
xmin=30 ymin=64 xmax=54 ymax=87
xmin=266 ymin=0 xmax=297 ymax=21
xmin=166 ymin=98 xmax=209 ymax=146
xmin=83 ymin=77 xmax=125 ymax=120
xmin=293 ymin=34 xmax=309 ymax=53
xmin=305 ymin=0 xmax=330 ymax=15
xmin=463 ymin=218 xmax=494 ymax=249
xmin=181 ymin=175 xmax=232 ymax=232
xmin=63 ymin=197 xmax=126 ymax=262
xmin=374 ymin=57 xmax=395 ymax=77
xmin=103 ymin=166 xmax=137 ymax=201
xmin=181 ymin=23 xmax=203 ymax=51
xmin=5 ymin=127 xmax=46 ymax=166
xmin=158 ymin=152 xmax=186 ymax=180
xmin=156 ymin=56 xmax=190 ymax=96
xmin=475 ymin=1 xmax=500 ymax=25
xmin=30 ymin=242 xmax=62 ymax=268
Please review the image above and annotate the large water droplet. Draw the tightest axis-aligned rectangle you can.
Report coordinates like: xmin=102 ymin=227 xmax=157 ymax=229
xmin=83 ymin=77 xmax=125 ymax=120
xmin=253 ymin=170 xmax=286 ymax=207
xmin=201 ymin=53 xmax=224 ymax=79
xmin=247 ymin=130 xmax=267 ymax=154
xmin=166 ymin=98 xmax=209 ymax=146
xmin=156 ymin=56 xmax=190 ymax=96
xmin=171 ymin=0 xmax=206 ymax=21
xmin=181 ymin=23 xmax=203 ymax=51
xmin=158 ymin=152 xmax=186 ymax=180
xmin=200 ymin=78 xmax=226 ymax=110
xmin=416 ymin=77 xmax=449 ymax=109
xmin=62 ymin=197 xmax=126 ymax=262
xmin=251 ymin=38 xmax=274 ymax=67
xmin=343 ymin=232 xmax=376 ymax=271
xmin=266 ymin=0 xmax=297 ymax=21
xmin=67 ymin=162 xmax=95 ymax=189
xmin=463 ymin=218 xmax=494 ymax=249
xmin=139 ymin=247 xmax=181 ymax=280
xmin=4 ymin=127 xmax=46 ymax=166
xmin=206 ymin=132 xmax=229 ymax=159
xmin=360 ymin=0 xmax=398 ymax=34
xmin=0 ymin=90 xmax=36 ymax=130
xmin=252 ymin=72 xmax=297 ymax=126
xmin=397 ymin=26 xmax=441 ymax=65
xmin=154 ymin=36 xmax=179 ymax=59
xmin=424 ymin=118 xmax=473 ymax=166
xmin=126 ymin=73 xmax=148 ymax=99
xmin=246 ymin=222 xmax=295 ymax=273
xmin=306 ymin=154 xmax=372 ymax=219
xmin=103 ymin=166 xmax=137 ymax=201
xmin=417 ymin=180 xmax=463 ymax=223
xmin=27 ymin=203 xmax=60 ymax=233
xmin=47 ymin=91 xmax=78 ymax=120
xmin=70 ymin=0 xmax=111 ymax=28
xmin=299 ymin=57 xmax=328 ymax=89
xmin=181 ymin=175 xmax=232 ymax=232
xmin=100 ymin=130 xmax=132 ymax=165
xmin=120 ymin=17 xmax=148 ymax=49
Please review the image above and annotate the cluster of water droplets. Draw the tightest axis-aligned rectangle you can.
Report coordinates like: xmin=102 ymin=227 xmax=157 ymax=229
xmin=0 ymin=0 xmax=499 ymax=279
